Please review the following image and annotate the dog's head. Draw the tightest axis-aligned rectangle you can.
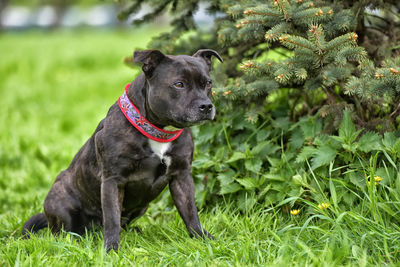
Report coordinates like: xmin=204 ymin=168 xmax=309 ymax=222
xmin=134 ymin=49 xmax=223 ymax=128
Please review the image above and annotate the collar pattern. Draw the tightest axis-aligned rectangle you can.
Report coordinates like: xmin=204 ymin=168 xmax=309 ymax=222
xmin=118 ymin=83 xmax=183 ymax=143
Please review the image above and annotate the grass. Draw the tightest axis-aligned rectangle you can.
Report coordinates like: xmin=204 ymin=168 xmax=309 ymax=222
xmin=0 ymin=29 xmax=400 ymax=266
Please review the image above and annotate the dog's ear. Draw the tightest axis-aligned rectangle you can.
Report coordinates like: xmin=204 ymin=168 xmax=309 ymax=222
xmin=134 ymin=50 xmax=165 ymax=77
xmin=193 ymin=49 xmax=223 ymax=70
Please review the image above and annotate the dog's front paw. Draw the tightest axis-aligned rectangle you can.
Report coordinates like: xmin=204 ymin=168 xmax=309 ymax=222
xmin=190 ymin=228 xmax=215 ymax=240
xmin=202 ymin=229 xmax=215 ymax=240
xmin=104 ymin=237 xmax=120 ymax=252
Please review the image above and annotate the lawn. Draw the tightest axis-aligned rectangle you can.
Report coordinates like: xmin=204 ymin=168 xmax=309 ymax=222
xmin=0 ymin=29 xmax=399 ymax=266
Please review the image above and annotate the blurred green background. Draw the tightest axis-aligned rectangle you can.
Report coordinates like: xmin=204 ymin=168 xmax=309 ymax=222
xmin=0 ymin=18 xmax=167 ymax=226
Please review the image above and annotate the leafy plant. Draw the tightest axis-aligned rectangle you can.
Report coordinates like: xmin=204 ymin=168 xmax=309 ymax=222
xmin=118 ymin=0 xmax=400 ymax=228
xmin=193 ymin=108 xmax=400 ymax=225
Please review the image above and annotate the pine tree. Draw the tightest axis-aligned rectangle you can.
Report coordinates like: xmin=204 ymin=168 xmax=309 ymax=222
xmin=120 ymin=0 xmax=400 ymax=131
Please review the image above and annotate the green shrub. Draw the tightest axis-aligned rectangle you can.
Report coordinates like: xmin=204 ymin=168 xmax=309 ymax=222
xmin=120 ymin=1 xmax=400 ymax=225
xmin=193 ymin=108 xmax=400 ymax=224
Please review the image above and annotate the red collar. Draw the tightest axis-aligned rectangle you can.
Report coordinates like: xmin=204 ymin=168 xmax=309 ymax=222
xmin=118 ymin=83 xmax=183 ymax=143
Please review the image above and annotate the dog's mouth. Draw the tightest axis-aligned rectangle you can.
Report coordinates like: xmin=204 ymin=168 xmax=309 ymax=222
xmin=172 ymin=114 xmax=215 ymax=128
xmin=162 ymin=105 xmax=216 ymax=128
xmin=170 ymin=120 xmax=199 ymax=129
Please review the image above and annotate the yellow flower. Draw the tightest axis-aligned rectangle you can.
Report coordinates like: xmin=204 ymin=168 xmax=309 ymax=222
xmin=368 ymin=176 xmax=383 ymax=186
xmin=290 ymin=209 xmax=300 ymax=215
xmin=321 ymin=202 xmax=330 ymax=209
xmin=316 ymin=202 xmax=330 ymax=211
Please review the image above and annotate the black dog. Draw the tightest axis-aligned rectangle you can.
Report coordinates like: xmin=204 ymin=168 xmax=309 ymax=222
xmin=22 ymin=49 xmax=222 ymax=251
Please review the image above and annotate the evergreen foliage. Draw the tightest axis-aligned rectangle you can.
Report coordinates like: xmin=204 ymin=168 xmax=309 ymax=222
xmin=121 ymin=0 xmax=400 ymax=129
xmin=120 ymin=1 xmax=400 ymax=215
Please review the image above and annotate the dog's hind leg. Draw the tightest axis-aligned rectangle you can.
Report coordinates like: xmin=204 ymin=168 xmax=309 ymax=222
xmin=44 ymin=176 xmax=86 ymax=235
xmin=45 ymin=198 xmax=86 ymax=235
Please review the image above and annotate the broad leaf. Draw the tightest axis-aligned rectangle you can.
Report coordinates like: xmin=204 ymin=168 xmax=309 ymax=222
xmin=299 ymin=118 xmax=322 ymax=139
xmin=245 ymin=158 xmax=263 ymax=173
xmin=236 ymin=178 xmax=259 ymax=190
xmin=342 ymin=192 xmax=356 ymax=206
xmin=272 ymin=117 xmax=291 ymax=131
xmin=217 ymin=168 xmax=236 ymax=186
xmin=347 ymin=172 xmax=364 ymax=188
xmin=262 ymin=173 xmax=286 ymax=182
xmin=256 ymin=129 xmax=270 ymax=142
xmin=296 ymin=146 xmax=316 ymax=163
xmin=311 ymin=145 xmax=337 ymax=169
xmin=219 ymin=182 xmax=242 ymax=195
xmin=339 ymin=110 xmax=360 ymax=144
xmin=382 ymin=132 xmax=397 ymax=149
xmin=226 ymin=151 xmax=246 ymax=163
xmin=192 ymin=157 xmax=215 ymax=169
xmin=195 ymin=124 xmax=216 ymax=144
xmin=267 ymin=157 xmax=282 ymax=168
xmin=292 ymin=174 xmax=307 ymax=186
xmin=357 ymin=132 xmax=382 ymax=152
xmin=289 ymin=130 xmax=305 ymax=149
xmin=251 ymin=141 xmax=279 ymax=156
xmin=393 ymin=139 xmax=400 ymax=156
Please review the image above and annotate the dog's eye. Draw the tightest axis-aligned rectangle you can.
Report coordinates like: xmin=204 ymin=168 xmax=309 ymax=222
xmin=173 ymin=82 xmax=185 ymax=89
xmin=205 ymin=81 xmax=212 ymax=89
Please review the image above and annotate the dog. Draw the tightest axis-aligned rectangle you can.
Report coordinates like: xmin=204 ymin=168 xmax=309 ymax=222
xmin=22 ymin=49 xmax=223 ymax=251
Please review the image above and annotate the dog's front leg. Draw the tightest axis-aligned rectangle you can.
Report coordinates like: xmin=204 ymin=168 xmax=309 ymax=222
xmin=101 ymin=178 xmax=124 ymax=252
xmin=169 ymin=171 xmax=214 ymax=239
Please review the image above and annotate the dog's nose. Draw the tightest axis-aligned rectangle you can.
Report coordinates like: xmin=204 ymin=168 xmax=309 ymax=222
xmin=199 ymin=103 xmax=213 ymax=114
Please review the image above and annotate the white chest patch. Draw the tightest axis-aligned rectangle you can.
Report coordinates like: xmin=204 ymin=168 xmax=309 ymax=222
xmin=148 ymin=139 xmax=172 ymax=167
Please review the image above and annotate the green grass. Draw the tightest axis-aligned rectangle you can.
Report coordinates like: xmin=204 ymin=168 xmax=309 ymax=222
xmin=0 ymin=29 xmax=399 ymax=266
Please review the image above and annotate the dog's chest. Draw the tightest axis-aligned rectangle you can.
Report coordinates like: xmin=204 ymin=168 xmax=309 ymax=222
xmin=148 ymin=139 xmax=171 ymax=167
xmin=122 ymin=141 xmax=173 ymax=211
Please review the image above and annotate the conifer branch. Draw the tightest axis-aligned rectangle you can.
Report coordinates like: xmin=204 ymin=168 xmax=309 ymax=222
xmin=243 ymin=9 xmax=280 ymax=17
xmin=265 ymin=23 xmax=290 ymax=42
xmin=323 ymin=33 xmax=358 ymax=53
xmin=279 ymin=35 xmax=315 ymax=51
xmin=273 ymin=0 xmax=291 ymax=21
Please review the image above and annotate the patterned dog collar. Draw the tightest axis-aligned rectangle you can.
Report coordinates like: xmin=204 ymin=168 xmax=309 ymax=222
xmin=118 ymin=83 xmax=183 ymax=143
